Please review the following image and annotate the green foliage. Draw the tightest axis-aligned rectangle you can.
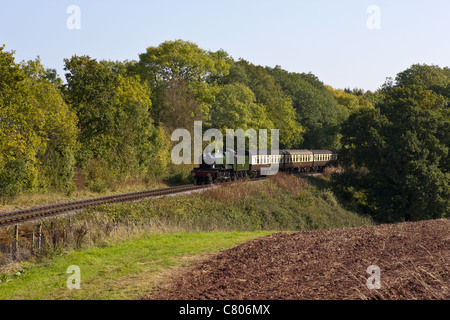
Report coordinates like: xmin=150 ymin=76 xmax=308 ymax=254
xmin=130 ymin=40 xmax=232 ymax=124
xmin=211 ymin=83 xmax=274 ymax=132
xmin=64 ymin=56 xmax=161 ymax=190
xmin=326 ymin=85 xmax=374 ymax=112
xmin=0 ymin=47 xmax=78 ymax=196
xmin=158 ymin=75 xmax=203 ymax=133
xmin=224 ymin=61 xmax=303 ymax=148
xmin=20 ymin=56 xmax=63 ymax=87
xmin=0 ymin=157 xmax=27 ymax=196
xmin=394 ymin=64 xmax=450 ymax=89
xmin=336 ymin=85 xmax=449 ymax=222
xmin=267 ymin=66 xmax=341 ymax=149
xmin=133 ymin=39 xmax=230 ymax=87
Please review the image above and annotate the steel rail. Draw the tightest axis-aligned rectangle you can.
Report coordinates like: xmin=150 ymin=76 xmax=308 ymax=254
xmin=0 ymin=184 xmax=210 ymax=227
xmin=0 ymin=177 xmax=269 ymax=227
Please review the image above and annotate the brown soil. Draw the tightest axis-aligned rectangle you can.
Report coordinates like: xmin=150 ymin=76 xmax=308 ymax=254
xmin=149 ymin=219 xmax=449 ymax=300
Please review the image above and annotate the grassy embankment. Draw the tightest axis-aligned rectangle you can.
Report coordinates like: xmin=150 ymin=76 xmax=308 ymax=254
xmin=0 ymin=173 xmax=373 ymax=299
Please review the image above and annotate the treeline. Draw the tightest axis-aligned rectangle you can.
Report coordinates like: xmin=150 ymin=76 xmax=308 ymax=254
xmin=0 ymin=40 xmax=372 ymax=197
xmin=0 ymin=41 xmax=448 ymax=223
xmin=333 ymin=64 xmax=450 ymax=222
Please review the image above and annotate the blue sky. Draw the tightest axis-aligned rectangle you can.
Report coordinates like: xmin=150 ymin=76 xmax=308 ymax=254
xmin=1 ymin=0 xmax=449 ymax=91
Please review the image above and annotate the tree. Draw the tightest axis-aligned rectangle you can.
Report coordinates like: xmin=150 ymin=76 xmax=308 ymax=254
xmin=222 ymin=61 xmax=303 ymax=148
xmin=336 ymin=86 xmax=449 ymax=222
xmin=394 ymin=64 xmax=450 ymax=89
xmin=20 ymin=56 xmax=63 ymax=87
xmin=325 ymin=86 xmax=375 ymax=134
xmin=267 ymin=66 xmax=340 ymax=149
xmin=129 ymin=40 xmax=232 ymax=124
xmin=0 ymin=47 xmax=78 ymax=196
xmin=64 ymin=55 xmax=160 ymax=189
xmin=159 ymin=75 xmax=203 ymax=134
xmin=132 ymin=40 xmax=230 ymax=87
xmin=326 ymin=85 xmax=374 ymax=112
xmin=210 ymin=83 xmax=274 ymax=133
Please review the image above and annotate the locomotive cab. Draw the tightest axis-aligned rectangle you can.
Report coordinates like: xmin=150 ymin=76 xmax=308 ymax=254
xmin=191 ymin=150 xmax=234 ymax=184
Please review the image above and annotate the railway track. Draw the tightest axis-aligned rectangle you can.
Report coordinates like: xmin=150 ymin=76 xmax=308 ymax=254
xmin=0 ymin=184 xmax=210 ymax=227
xmin=0 ymin=177 xmax=268 ymax=227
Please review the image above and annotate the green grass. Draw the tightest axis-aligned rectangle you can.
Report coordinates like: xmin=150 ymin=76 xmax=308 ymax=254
xmin=0 ymin=231 xmax=273 ymax=300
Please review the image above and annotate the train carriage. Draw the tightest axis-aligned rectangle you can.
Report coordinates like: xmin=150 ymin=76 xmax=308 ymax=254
xmin=283 ymin=150 xmax=314 ymax=173
xmin=249 ymin=149 xmax=285 ymax=176
xmin=311 ymin=150 xmax=338 ymax=172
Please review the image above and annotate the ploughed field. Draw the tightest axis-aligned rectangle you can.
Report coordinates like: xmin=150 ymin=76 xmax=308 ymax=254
xmin=149 ymin=219 xmax=449 ymax=300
